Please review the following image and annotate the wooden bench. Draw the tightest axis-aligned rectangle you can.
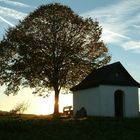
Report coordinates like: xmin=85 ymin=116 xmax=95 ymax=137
xmin=63 ymin=106 xmax=73 ymax=116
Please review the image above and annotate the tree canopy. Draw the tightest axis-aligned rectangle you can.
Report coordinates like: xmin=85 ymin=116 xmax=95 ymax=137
xmin=0 ymin=3 xmax=110 ymax=115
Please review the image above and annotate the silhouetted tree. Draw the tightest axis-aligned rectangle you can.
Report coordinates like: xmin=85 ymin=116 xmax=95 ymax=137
xmin=10 ymin=101 xmax=30 ymax=115
xmin=0 ymin=3 xmax=110 ymax=115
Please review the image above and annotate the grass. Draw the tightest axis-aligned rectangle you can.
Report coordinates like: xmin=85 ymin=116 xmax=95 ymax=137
xmin=0 ymin=115 xmax=140 ymax=140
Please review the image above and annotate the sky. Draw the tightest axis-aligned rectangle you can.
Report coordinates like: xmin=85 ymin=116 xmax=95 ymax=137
xmin=0 ymin=0 xmax=140 ymax=114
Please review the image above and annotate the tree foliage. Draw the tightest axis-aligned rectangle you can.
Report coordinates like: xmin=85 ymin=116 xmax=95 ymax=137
xmin=0 ymin=3 xmax=110 ymax=114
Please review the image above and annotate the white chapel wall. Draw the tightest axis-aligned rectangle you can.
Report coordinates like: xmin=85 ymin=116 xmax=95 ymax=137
xmin=99 ymin=85 xmax=139 ymax=117
xmin=73 ymin=87 xmax=101 ymax=116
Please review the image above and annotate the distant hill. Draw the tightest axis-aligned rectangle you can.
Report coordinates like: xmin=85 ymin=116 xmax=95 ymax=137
xmin=0 ymin=110 xmax=10 ymax=115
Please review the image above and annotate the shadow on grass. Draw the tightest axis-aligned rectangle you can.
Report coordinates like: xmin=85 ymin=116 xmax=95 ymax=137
xmin=0 ymin=114 xmax=140 ymax=140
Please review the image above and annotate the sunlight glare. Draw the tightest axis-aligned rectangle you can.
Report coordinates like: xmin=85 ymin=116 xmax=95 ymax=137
xmin=0 ymin=86 xmax=73 ymax=115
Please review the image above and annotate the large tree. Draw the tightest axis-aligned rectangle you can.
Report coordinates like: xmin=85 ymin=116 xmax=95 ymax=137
xmin=0 ymin=3 xmax=110 ymax=115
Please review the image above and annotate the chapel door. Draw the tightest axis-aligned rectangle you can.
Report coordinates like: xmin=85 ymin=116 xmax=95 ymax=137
xmin=114 ymin=90 xmax=124 ymax=117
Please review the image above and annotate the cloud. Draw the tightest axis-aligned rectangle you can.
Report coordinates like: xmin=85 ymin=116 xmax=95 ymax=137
xmin=0 ymin=4 xmax=28 ymax=39
xmin=122 ymin=41 xmax=140 ymax=51
xmin=132 ymin=24 xmax=140 ymax=29
xmin=0 ymin=6 xmax=27 ymax=19
xmin=0 ymin=0 xmax=31 ymax=8
xmin=0 ymin=16 xmax=15 ymax=27
xmin=81 ymin=0 xmax=140 ymax=53
xmin=102 ymin=29 xmax=131 ymax=43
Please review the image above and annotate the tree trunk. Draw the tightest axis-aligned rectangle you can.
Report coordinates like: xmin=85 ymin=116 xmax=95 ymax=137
xmin=54 ymin=88 xmax=60 ymax=116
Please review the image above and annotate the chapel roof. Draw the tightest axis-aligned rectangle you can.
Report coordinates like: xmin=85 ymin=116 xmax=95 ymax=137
xmin=71 ymin=62 xmax=140 ymax=91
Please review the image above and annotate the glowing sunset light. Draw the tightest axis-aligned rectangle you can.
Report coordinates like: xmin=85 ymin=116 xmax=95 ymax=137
xmin=26 ymin=94 xmax=73 ymax=115
xmin=0 ymin=87 xmax=73 ymax=115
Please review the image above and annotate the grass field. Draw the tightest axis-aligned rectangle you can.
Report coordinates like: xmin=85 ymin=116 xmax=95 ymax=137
xmin=0 ymin=115 xmax=140 ymax=140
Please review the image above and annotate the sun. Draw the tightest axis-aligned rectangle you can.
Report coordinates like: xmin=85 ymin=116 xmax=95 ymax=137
xmin=26 ymin=93 xmax=73 ymax=115
xmin=0 ymin=86 xmax=73 ymax=115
